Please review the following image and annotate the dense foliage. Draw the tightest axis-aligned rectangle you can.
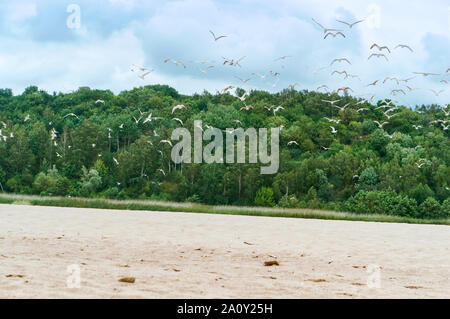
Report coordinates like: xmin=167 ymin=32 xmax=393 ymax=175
xmin=0 ymin=85 xmax=448 ymax=218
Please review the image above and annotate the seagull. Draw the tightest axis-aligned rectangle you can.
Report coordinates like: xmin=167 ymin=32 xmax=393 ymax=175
xmin=50 ymin=128 xmax=58 ymax=140
xmin=160 ymin=140 xmax=173 ymax=147
xmin=399 ymin=76 xmax=417 ymax=83
xmin=274 ymin=56 xmax=292 ymax=61
xmin=322 ymin=99 xmax=341 ymax=105
xmin=235 ymin=76 xmax=252 ymax=83
xmin=164 ymin=58 xmax=186 ymax=68
xmin=239 ymin=104 xmax=254 ymax=111
xmin=269 ymin=70 xmax=280 ymax=77
xmin=273 ymin=106 xmax=284 ymax=114
xmin=113 ymin=157 xmax=119 ymax=165
xmin=394 ymin=44 xmax=413 ymax=52
xmin=209 ymin=30 xmax=227 ymax=41
xmin=236 ymin=92 xmax=248 ymax=102
xmin=138 ymin=70 xmax=154 ymax=80
xmin=357 ymin=108 xmax=369 ymax=112
xmin=416 ymin=162 xmax=426 ymax=168
xmin=333 ymin=103 xmax=350 ymax=111
xmin=173 ymin=118 xmax=184 ymax=126
xmin=24 ymin=114 xmax=30 ymax=122
xmin=317 ymin=85 xmax=329 ymax=91
xmin=157 ymin=168 xmax=166 ymax=176
xmin=391 ymin=89 xmax=406 ymax=96
xmin=172 ymin=104 xmax=186 ymax=114
xmin=95 ymin=99 xmax=105 ymax=104
xmin=325 ymin=117 xmax=341 ymax=123
xmin=383 ymin=77 xmax=400 ymax=85
xmin=63 ymin=113 xmax=79 ymax=119
xmin=331 ymin=70 xmax=348 ymax=77
xmin=368 ymin=53 xmax=389 ymax=61
xmin=133 ymin=116 xmax=142 ymax=124
xmin=336 ymin=19 xmax=364 ymax=28
xmin=429 ymin=89 xmax=445 ymax=97
xmin=442 ymin=123 xmax=449 ymax=130
xmin=143 ymin=113 xmax=162 ymax=124
xmin=413 ymin=72 xmax=440 ymax=77
xmin=324 ymin=31 xmax=345 ymax=39
xmin=287 ymin=141 xmax=299 ymax=146
xmin=288 ymin=83 xmax=300 ymax=89
xmin=336 ymin=87 xmax=353 ymax=94
xmin=370 ymin=43 xmax=391 ymax=53
xmin=412 ymin=125 xmax=422 ymax=130
xmin=311 ymin=18 xmax=342 ymax=34
xmin=252 ymin=72 xmax=267 ymax=80
xmin=330 ymin=126 xmax=338 ymax=134
xmin=374 ymin=120 xmax=389 ymax=128
xmin=199 ymin=66 xmax=214 ymax=74
xmin=220 ymin=85 xmax=234 ymax=94
xmin=366 ymin=80 xmax=379 ymax=87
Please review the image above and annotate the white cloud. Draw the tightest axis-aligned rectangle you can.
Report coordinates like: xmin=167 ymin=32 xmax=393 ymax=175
xmin=0 ymin=0 xmax=448 ymax=106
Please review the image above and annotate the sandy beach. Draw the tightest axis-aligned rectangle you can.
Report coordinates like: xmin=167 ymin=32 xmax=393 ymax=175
xmin=0 ymin=204 xmax=449 ymax=298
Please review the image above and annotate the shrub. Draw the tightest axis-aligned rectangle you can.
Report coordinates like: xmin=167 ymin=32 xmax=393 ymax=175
xmin=441 ymin=199 xmax=450 ymax=218
xmin=419 ymin=197 xmax=442 ymax=219
xmin=254 ymin=187 xmax=275 ymax=207
xmin=278 ymin=194 xmax=299 ymax=208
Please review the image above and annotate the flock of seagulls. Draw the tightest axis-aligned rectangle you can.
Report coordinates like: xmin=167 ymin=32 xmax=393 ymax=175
xmin=1 ymin=18 xmax=448 ymax=183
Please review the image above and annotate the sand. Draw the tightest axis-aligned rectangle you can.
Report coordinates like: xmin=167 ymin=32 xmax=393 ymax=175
xmin=0 ymin=204 xmax=449 ymax=298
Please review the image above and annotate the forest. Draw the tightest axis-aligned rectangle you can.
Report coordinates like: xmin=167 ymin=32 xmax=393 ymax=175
xmin=0 ymin=85 xmax=448 ymax=219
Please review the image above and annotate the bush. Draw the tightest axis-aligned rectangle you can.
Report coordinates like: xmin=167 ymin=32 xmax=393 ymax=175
xmin=419 ymin=197 xmax=442 ymax=219
xmin=441 ymin=199 xmax=450 ymax=218
xmin=103 ymin=187 xmax=119 ymax=199
xmin=409 ymin=183 xmax=434 ymax=205
xmin=357 ymin=167 xmax=378 ymax=192
xmin=186 ymin=194 xmax=201 ymax=203
xmin=345 ymin=190 xmax=418 ymax=217
xmin=254 ymin=187 xmax=275 ymax=207
xmin=278 ymin=194 xmax=299 ymax=208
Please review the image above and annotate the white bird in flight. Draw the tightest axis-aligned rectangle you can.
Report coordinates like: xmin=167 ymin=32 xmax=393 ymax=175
xmin=336 ymin=19 xmax=364 ymax=28
xmin=172 ymin=104 xmax=186 ymax=114
xmin=209 ymin=30 xmax=227 ymax=41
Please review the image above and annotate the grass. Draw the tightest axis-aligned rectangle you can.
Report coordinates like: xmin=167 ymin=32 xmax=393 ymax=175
xmin=0 ymin=193 xmax=449 ymax=226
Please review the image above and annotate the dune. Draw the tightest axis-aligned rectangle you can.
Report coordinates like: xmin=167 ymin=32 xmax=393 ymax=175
xmin=0 ymin=204 xmax=449 ymax=298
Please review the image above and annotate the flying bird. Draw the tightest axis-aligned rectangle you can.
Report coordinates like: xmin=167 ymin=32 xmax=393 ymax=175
xmin=368 ymin=53 xmax=389 ymax=61
xmin=63 ymin=113 xmax=79 ymax=119
xmin=336 ymin=19 xmax=364 ymax=28
xmin=311 ymin=18 xmax=342 ymax=34
xmin=209 ymin=30 xmax=227 ymax=41
xmin=394 ymin=44 xmax=413 ymax=52
xmin=138 ymin=70 xmax=154 ymax=80
xmin=173 ymin=118 xmax=184 ymax=126
xmin=324 ymin=31 xmax=345 ymax=39
xmin=172 ymin=104 xmax=186 ymax=114
xmin=413 ymin=72 xmax=440 ymax=77
xmin=370 ymin=43 xmax=391 ymax=53
xmin=160 ymin=140 xmax=173 ymax=147
xmin=374 ymin=120 xmax=389 ymax=128
xmin=199 ymin=66 xmax=214 ymax=74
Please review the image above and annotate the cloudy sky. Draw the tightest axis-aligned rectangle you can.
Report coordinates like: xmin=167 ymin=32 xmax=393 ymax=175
xmin=0 ymin=0 xmax=449 ymax=107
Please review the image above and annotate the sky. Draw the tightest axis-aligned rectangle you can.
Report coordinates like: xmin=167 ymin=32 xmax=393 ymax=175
xmin=0 ymin=0 xmax=449 ymax=107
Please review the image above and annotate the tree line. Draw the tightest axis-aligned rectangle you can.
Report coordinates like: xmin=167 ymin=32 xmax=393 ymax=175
xmin=0 ymin=85 xmax=448 ymax=218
